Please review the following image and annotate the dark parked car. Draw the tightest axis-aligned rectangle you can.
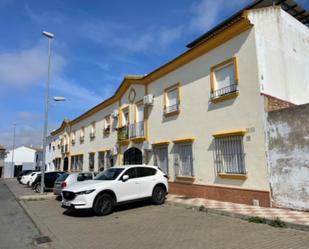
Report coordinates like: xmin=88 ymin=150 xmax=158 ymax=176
xmin=32 ymin=171 xmax=65 ymax=193
xmin=17 ymin=170 xmax=36 ymax=183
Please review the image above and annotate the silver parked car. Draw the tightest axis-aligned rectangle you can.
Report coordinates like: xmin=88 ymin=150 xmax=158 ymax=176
xmin=53 ymin=172 xmax=97 ymax=196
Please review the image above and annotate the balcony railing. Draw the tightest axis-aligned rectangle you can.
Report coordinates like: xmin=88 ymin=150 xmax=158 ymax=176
xmin=211 ymin=83 xmax=238 ymax=99
xmin=130 ymin=121 xmax=145 ymax=138
xmin=164 ymin=103 xmax=179 ymax=115
xmin=117 ymin=126 xmax=129 ymax=141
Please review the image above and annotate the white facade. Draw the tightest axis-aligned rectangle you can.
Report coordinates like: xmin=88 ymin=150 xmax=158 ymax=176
xmin=248 ymin=7 xmax=309 ymax=104
xmin=4 ymin=146 xmax=39 ymax=178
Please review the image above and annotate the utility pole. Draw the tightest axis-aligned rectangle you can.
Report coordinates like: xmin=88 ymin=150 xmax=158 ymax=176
xmin=11 ymin=123 xmax=16 ymax=178
xmin=41 ymin=31 xmax=54 ymax=194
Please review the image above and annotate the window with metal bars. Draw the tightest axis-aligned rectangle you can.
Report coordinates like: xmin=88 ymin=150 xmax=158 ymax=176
xmin=174 ymin=143 xmax=193 ymax=176
xmin=214 ymin=135 xmax=246 ymax=174
xmin=89 ymin=153 xmax=95 ymax=171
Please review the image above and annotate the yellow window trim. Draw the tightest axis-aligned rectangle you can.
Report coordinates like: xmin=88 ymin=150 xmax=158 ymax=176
xmin=211 ymin=92 xmax=239 ymax=103
xmin=152 ymin=141 xmax=170 ymax=146
xmin=120 ymin=105 xmax=130 ymax=127
xmin=173 ymin=137 xmax=195 ymax=144
xmin=213 ymin=129 xmax=246 ymax=138
xmin=164 ymin=82 xmax=180 ymax=117
xmin=98 ymin=149 xmax=111 ymax=153
xmin=218 ymin=173 xmax=247 ymax=180
xmin=210 ymin=57 xmax=239 ymax=92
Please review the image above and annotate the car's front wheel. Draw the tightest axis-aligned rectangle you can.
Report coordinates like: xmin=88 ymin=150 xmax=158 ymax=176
xmin=93 ymin=193 xmax=115 ymax=216
xmin=152 ymin=186 xmax=166 ymax=205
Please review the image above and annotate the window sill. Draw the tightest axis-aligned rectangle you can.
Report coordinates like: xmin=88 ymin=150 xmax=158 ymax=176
xmin=211 ymin=92 xmax=239 ymax=104
xmin=218 ymin=173 xmax=247 ymax=180
xmin=164 ymin=110 xmax=180 ymax=117
xmin=131 ymin=137 xmax=146 ymax=143
xmin=175 ymin=176 xmax=195 ymax=184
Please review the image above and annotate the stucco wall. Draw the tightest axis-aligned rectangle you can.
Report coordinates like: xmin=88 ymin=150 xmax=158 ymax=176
xmin=248 ymin=6 xmax=309 ymax=105
xmin=266 ymin=104 xmax=309 ymax=211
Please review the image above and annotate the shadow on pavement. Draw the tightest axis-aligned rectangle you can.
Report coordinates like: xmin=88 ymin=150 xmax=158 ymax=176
xmin=62 ymin=199 xmax=154 ymax=218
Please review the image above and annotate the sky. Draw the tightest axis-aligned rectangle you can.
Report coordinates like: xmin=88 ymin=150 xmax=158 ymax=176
xmin=0 ymin=0 xmax=308 ymax=149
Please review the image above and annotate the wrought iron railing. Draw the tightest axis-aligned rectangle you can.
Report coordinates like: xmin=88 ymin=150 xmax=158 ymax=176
xmin=211 ymin=83 xmax=238 ymax=99
xmin=130 ymin=121 xmax=145 ymax=138
xmin=164 ymin=103 xmax=179 ymax=115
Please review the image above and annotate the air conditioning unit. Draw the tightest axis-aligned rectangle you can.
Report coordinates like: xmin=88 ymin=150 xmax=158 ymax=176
xmin=143 ymin=94 xmax=154 ymax=106
xmin=142 ymin=141 xmax=152 ymax=151
xmin=112 ymin=109 xmax=119 ymax=118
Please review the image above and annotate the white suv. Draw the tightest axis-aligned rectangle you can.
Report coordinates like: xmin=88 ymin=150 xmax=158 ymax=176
xmin=61 ymin=165 xmax=168 ymax=216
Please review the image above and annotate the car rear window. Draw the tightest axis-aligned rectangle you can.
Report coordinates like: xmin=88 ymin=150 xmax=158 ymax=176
xmin=137 ymin=167 xmax=157 ymax=177
xmin=56 ymin=172 xmax=69 ymax=181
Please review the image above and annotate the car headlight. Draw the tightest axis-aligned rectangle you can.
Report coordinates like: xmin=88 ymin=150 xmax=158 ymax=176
xmin=76 ymin=189 xmax=95 ymax=195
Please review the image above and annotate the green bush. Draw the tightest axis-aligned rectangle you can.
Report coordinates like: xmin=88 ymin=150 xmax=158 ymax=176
xmin=247 ymin=216 xmax=267 ymax=224
xmin=269 ymin=217 xmax=286 ymax=228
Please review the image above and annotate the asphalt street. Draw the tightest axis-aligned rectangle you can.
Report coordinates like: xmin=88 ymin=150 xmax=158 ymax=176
xmin=0 ymin=180 xmax=39 ymax=249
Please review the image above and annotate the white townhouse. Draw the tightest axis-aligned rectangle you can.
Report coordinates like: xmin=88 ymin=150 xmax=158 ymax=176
xmin=49 ymin=0 xmax=309 ymax=207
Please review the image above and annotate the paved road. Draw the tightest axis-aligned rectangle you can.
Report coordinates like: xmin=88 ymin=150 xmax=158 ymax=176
xmin=24 ymin=198 xmax=309 ymax=249
xmin=0 ymin=180 xmax=39 ymax=249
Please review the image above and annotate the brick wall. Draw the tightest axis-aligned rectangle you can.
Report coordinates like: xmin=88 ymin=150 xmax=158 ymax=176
xmin=169 ymin=182 xmax=271 ymax=207
xmin=262 ymin=93 xmax=295 ymax=112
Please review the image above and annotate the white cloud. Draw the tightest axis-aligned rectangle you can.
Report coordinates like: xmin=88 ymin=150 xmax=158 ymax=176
xmin=81 ymin=20 xmax=184 ymax=53
xmin=0 ymin=43 xmax=66 ymax=87
xmin=51 ymin=76 xmax=102 ymax=106
xmin=190 ymin=0 xmax=248 ymax=32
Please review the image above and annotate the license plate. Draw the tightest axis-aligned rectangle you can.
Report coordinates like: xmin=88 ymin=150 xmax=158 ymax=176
xmin=63 ymin=201 xmax=71 ymax=207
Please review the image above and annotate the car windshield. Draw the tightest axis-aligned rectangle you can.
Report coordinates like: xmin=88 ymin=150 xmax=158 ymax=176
xmin=94 ymin=168 xmax=124 ymax=181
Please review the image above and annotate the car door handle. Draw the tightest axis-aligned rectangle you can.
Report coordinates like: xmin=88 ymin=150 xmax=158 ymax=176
xmin=135 ymin=182 xmax=139 ymax=184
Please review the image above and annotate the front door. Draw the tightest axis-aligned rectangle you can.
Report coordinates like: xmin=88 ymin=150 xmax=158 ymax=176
xmin=14 ymin=165 xmax=22 ymax=177
xmin=123 ymin=147 xmax=142 ymax=165
xmin=63 ymin=157 xmax=69 ymax=171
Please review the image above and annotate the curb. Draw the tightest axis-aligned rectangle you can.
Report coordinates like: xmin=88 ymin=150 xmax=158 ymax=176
xmin=166 ymin=200 xmax=309 ymax=232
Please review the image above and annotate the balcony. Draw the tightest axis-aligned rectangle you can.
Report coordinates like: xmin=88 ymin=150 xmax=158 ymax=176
xmin=164 ymin=103 xmax=180 ymax=117
xmin=130 ymin=121 xmax=145 ymax=143
xmin=210 ymin=84 xmax=238 ymax=103
xmin=117 ymin=126 xmax=129 ymax=145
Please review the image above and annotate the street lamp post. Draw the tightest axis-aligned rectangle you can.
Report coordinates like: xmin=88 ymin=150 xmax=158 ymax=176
xmin=11 ymin=123 xmax=16 ymax=178
xmin=41 ymin=31 xmax=54 ymax=194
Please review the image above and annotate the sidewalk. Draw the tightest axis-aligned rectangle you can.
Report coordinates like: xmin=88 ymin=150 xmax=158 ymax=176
xmin=5 ymin=179 xmax=55 ymax=201
xmin=166 ymin=194 xmax=309 ymax=231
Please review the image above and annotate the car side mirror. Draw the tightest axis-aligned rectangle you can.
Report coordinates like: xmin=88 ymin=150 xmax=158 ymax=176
xmin=122 ymin=175 xmax=129 ymax=182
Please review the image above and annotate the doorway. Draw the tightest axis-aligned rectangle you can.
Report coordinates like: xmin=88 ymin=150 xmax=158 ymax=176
xmin=123 ymin=147 xmax=142 ymax=165
xmin=63 ymin=157 xmax=69 ymax=171
xmin=14 ymin=165 xmax=22 ymax=177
